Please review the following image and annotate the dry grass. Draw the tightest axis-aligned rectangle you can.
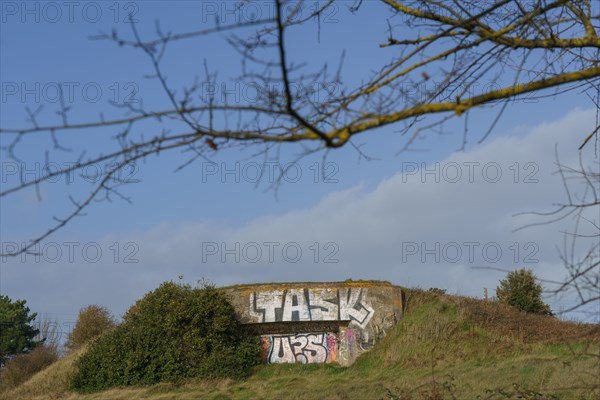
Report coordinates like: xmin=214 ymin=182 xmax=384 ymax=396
xmin=1 ymin=346 xmax=85 ymax=400
xmin=453 ymin=295 xmax=600 ymax=344
xmin=3 ymin=290 xmax=598 ymax=400
xmin=0 ymin=345 xmax=58 ymax=391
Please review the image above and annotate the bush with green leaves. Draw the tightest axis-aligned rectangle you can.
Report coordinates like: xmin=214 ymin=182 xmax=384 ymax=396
xmin=66 ymin=305 xmax=116 ymax=350
xmin=70 ymin=281 xmax=261 ymax=392
xmin=0 ymin=295 xmax=39 ymax=364
xmin=496 ymin=269 xmax=552 ymax=315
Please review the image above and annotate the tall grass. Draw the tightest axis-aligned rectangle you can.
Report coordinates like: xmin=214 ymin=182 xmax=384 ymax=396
xmin=0 ymin=345 xmax=58 ymax=390
xmin=2 ymin=289 xmax=598 ymax=400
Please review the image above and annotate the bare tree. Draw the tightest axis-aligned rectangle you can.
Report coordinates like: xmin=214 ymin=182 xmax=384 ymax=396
xmin=1 ymin=0 xmax=599 ymax=257
xmin=515 ymin=147 xmax=599 ymax=317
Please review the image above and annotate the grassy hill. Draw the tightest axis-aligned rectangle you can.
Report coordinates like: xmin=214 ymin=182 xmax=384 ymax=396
xmin=2 ymin=289 xmax=598 ymax=400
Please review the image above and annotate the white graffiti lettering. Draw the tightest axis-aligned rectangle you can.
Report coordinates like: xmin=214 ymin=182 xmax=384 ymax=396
xmin=250 ymin=287 xmax=374 ymax=328
xmin=339 ymin=288 xmax=375 ymax=328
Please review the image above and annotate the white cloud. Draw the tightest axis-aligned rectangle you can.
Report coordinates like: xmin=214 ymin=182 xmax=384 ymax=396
xmin=2 ymin=108 xmax=597 ymax=323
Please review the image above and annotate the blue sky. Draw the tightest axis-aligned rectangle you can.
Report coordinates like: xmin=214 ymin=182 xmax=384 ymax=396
xmin=1 ymin=1 xmax=598 ymax=337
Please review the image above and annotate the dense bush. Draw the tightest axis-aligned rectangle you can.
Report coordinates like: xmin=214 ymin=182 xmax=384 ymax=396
xmin=496 ymin=269 xmax=552 ymax=315
xmin=66 ymin=305 xmax=116 ymax=350
xmin=0 ymin=344 xmax=58 ymax=390
xmin=70 ymin=281 xmax=261 ymax=392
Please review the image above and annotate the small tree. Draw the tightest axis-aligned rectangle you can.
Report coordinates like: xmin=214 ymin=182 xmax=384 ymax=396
xmin=0 ymin=296 xmax=39 ymax=364
xmin=66 ymin=305 xmax=116 ymax=350
xmin=496 ymin=269 xmax=552 ymax=316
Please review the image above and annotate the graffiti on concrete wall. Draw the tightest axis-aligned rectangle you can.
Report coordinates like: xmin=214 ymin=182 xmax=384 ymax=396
xmin=249 ymin=287 xmax=375 ymax=328
xmin=337 ymin=327 xmax=356 ymax=363
xmin=261 ymin=333 xmax=337 ymax=364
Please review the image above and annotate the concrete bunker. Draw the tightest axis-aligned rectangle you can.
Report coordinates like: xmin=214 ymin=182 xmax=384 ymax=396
xmin=223 ymin=281 xmax=404 ymax=366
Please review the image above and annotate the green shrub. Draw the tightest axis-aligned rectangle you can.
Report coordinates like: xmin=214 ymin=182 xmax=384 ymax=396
xmin=70 ymin=281 xmax=261 ymax=392
xmin=66 ymin=305 xmax=116 ymax=350
xmin=0 ymin=344 xmax=58 ymax=390
xmin=496 ymin=269 xmax=552 ymax=315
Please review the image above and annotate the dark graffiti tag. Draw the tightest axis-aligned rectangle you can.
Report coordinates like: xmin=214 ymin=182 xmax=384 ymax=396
xmin=261 ymin=333 xmax=337 ymax=364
